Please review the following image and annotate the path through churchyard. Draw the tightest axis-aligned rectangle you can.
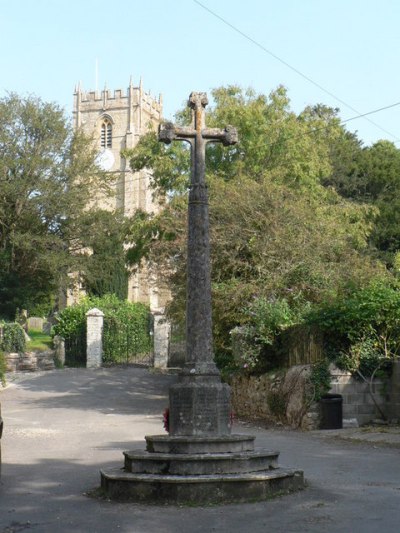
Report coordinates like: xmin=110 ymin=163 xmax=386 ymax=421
xmin=0 ymin=367 xmax=399 ymax=533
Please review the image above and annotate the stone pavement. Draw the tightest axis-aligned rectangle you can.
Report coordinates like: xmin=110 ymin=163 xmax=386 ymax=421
xmin=1 ymin=368 xmax=400 ymax=533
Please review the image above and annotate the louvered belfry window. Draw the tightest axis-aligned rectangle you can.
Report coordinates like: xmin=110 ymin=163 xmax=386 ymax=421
xmin=101 ymin=120 xmax=112 ymax=148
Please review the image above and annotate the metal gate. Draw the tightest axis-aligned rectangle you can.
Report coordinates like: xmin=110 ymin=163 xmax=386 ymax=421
xmin=102 ymin=317 xmax=153 ymax=366
xmin=64 ymin=329 xmax=86 ymax=367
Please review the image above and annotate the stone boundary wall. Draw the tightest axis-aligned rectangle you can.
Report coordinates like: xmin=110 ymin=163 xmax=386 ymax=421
xmin=329 ymin=366 xmax=387 ymax=426
xmin=230 ymin=364 xmax=391 ymax=429
xmin=230 ymin=366 xmax=319 ymax=430
xmin=389 ymin=361 xmax=400 ymax=420
xmin=5 ymin=351 xmax=55 ymax=372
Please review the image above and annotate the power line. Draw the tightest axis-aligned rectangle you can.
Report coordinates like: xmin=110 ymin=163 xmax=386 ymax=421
xmin=193 ymin=0 xmax=400 ymax=142
xmin=342 ymin=101 xmax=400 ymax=125
xmin=262 ymin=101 xmax=400 ymax=150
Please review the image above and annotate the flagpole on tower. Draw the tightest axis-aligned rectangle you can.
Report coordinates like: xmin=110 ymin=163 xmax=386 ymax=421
xmin=95 ymin=58 xmax=99 ymax=92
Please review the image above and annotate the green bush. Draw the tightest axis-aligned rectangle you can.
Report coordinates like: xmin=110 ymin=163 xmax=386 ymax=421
xmin=0 ymin=350 xmax=6 ymax=385
xmin=231 ymin=297 xmax=307 ymax=374
xmin=0 ymin=322 xmax=26 ymax=353
xmin=53 ymin=302 xmax=89 ymax=339
xmin=308 ymin=360 xmax=332 ymax=401
xmin=246 ymin=298 xmax=299 ymax=346
xmin=308 ymin=280 xmax=400 ymax=376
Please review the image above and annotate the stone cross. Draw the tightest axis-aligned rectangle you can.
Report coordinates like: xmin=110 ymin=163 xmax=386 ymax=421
xmin=159 ymin=92 xmax=238 ymax=378
xmin=159 ymin=93 xmax=237 ymax=436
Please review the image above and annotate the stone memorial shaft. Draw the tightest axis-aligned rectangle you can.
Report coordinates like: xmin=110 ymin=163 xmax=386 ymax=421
xmin=101 ymin=93 xmax=304 ymax=503
xmin=159 ymin=92 xmax=238 ymax=436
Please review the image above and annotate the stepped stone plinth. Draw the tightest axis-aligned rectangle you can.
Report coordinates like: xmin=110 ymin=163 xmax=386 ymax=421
xmin=99 ymin=93 xmax=305 ymax=504
xmin=100 ymin=431 xmax=304 ymax=504
xmin=145 ymin=434 xmax=255 ymax=454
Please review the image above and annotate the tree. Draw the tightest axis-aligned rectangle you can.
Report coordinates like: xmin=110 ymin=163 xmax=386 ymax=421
xmin=79 ymin=210 xmax=129 ymax=300
xmin=0 ymin=93 xmax=113 ymax=318
xmin=325 ymin=139 xmax=400 ymax=264
xmin=125 ymin=86 xmax=345 ymax=195
xmin=124 ymin=86 xmax=387 ymax=359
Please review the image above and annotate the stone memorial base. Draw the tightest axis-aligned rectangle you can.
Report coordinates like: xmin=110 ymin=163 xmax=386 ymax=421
xmin=100 ymin=433 xmax=304 ymax=504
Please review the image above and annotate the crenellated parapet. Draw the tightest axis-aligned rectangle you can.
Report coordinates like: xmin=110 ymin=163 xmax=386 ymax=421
xmin=74 ymin=82 xmax=162 ymax=118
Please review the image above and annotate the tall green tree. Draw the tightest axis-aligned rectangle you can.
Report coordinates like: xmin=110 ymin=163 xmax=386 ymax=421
xmin=79 ymin=210 xmax=129 ymax=300
xmin=325 ymin=138 xmax=400 ymax=264
xmin=124 ymin=86 xmax=386 ymax=357
xmin=0 ymin=93 xmax=112 ymax=318
xmin=126 ymin=86 xmax=346 ymax=195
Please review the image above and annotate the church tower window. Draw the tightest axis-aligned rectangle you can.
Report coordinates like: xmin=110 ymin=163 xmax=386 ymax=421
xmin=100 ymin=119 xmax=112 ymax=148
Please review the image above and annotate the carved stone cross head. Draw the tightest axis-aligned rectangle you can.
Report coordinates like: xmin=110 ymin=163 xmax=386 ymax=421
xmin=158 ymin=91 xmax=238 ymax=153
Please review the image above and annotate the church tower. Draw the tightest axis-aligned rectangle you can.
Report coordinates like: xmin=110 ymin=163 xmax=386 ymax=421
xmin=72 ymin=79 xmax=166 ymax=309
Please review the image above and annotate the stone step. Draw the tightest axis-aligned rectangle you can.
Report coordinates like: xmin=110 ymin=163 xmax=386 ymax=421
xmin=123 ymin=449 xmax=280 ymax=475
xmin=145 ymin=433 xmax=255 ymax=454
xmin=100 ymin=466 xmax=305 ymax=504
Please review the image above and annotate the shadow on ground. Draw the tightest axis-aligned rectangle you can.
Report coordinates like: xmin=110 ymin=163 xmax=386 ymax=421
xmin=5 ymin=367 xmax=178 ymax=417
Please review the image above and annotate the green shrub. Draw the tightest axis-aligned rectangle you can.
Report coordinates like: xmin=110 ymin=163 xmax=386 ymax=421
xmin=308 ymin=280 xmax=400 ymax=375
xmin=53 ymin=303 xmax=89 ymax=339
xmin=246 ymin=297 xmax=299 ymax=346
xmin=230 ymin=297 xmax=307 ymax=374
xmin=0 ymin=350 xmax=6 ymax=385
xmin=308 ymin=360 xmax=332 ymax=401
xmin=335 ymin=336 xmax=392 ymax=379
xmin=0 ymin=322 xmax=26 ymax=353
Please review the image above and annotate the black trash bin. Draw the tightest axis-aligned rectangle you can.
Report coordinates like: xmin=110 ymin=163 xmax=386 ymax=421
xmin=320 ymin=394 xmax=343 ymax=429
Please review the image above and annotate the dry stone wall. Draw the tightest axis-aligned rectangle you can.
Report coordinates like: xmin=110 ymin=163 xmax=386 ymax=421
xmin=230 ymin=365 xmax=318 ymax=430
xmin=5 ymin=351 xmax=55 ymax=372
xmin=230 ymin=364 xmax=392 ymax=429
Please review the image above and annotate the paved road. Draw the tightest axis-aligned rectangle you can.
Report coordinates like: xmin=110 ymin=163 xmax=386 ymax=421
xmin=0 ymin=368 xmax=399 ymax=533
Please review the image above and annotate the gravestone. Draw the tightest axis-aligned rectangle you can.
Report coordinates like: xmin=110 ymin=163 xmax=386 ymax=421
xmin=100 ymin=93 xmax=304 ymax=503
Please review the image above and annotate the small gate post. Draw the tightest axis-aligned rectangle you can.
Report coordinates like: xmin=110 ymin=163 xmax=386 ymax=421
xmin=53 ymin=335 xmax=65 ymax=366
xmin=86 ymin=308 xmax=104 ymax=368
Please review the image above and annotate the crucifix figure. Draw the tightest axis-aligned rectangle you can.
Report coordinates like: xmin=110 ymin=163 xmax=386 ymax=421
xmin=159 ymin=93 xmax=238 ymax=436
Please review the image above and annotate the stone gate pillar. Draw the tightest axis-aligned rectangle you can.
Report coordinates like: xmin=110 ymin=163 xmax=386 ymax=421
xmin=86 ymin=308 xmax=104 ymax=368
xmin=153 ymin=313 xmax=171 ymax=369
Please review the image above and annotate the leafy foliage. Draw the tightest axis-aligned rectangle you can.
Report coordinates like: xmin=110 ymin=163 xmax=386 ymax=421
xmin=0 ymin=350 xmax=6 ymax=385
xmin=124 ymin=85 xmax=388 ymax=372
xmin=325 ymin=138 xmax=400 ymax=266
xmin=308 ymin=360 xmax=332 ymax=401
xmin=0 ymin=93 xmax=116 ymax=319
xmin=229 ymin=298 xmax=303 ymax=373
xmin=308 ymin=281 xmax=400 ymax=375
xmin=79 ymin=211 xmax=129 ymax=300
xmin=53 ymin=302 xmax=89 ymax=339
xmin=0 ymin=322 xmax=26 ymax=352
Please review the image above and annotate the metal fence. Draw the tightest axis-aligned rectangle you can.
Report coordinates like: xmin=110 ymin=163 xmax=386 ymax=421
xmin=102 ymin=317 xmax=153 ymax=367
xmin=63 ymin=315 xmax=153 ymax=368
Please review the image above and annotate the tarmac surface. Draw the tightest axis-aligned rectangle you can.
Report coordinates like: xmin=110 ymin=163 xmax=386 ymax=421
xmin=0 ymin=367 xmax=400 ymax=533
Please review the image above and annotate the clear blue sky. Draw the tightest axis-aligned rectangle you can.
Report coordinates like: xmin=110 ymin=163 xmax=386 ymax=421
xmin=1 ymin=0 xmax=400 ymax=146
